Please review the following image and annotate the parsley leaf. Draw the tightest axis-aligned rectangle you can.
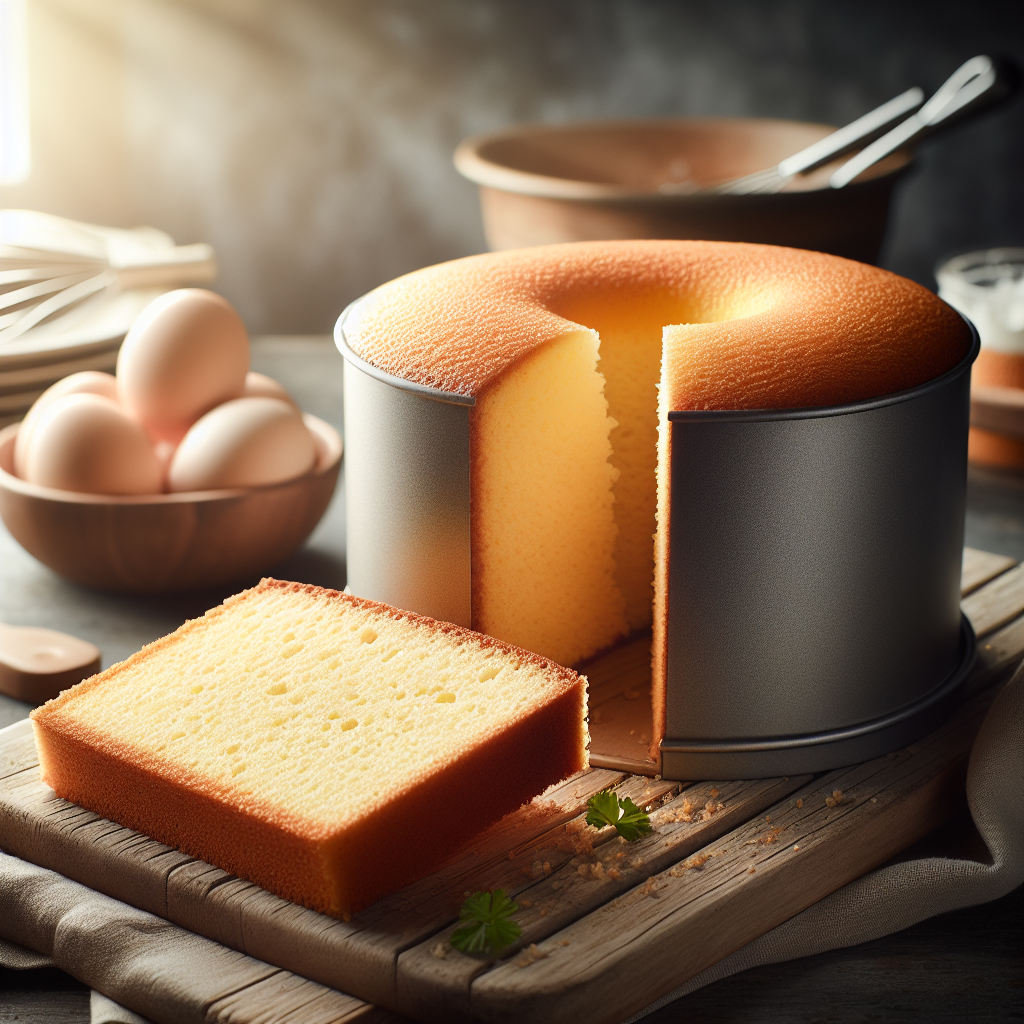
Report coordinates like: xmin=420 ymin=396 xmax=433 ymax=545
xmin=450 ymin=889 xmax=522 ymax=955
xmin=586 ymin=790 xmax=653 ymax=842
xmin=585 ymin=789 xmax=622 ymax=830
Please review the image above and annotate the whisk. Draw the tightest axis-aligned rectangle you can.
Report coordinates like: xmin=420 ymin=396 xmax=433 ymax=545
xmin=0 ymin=209 xmax=216 ymax=346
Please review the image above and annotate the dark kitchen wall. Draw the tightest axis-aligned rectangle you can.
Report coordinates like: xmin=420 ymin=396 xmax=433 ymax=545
xmin=3 ymin=0 xmax=1021 ymax=333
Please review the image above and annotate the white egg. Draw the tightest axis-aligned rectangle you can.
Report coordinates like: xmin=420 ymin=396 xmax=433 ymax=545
xmin=22 ymin=394 xmax=162 ymax=495
xmin=14 ymin=371 xmax=119 ymax=479
xmin=167 ymin=397 xmax=316 ymax=492
xmin=117 ymin=289 xmax=250 ymax=444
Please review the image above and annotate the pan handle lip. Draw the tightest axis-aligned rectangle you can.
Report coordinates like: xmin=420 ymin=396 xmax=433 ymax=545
xmin=668 ymin=313 xmax=980 ymax=423
xmin=334 ymin=299 xmax=476 ymax=407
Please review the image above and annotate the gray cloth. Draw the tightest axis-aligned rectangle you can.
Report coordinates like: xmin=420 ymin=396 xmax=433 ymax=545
xmin=0 ymin=936 xmax=152 ymax=1021
xmin=1 ymin=667 xmax=1020 ymax=1024
xmin=91 ymin=990 xmax=154 ymax=1024
xmin=0 ymin=934 xmax=54 ymax=970
xmin=627 ymin=663 xmax=1024 ymax=1021
xmin=0 ymin=852 xmax=372 ymax=1023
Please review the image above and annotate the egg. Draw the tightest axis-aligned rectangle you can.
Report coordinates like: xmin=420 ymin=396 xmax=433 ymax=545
xmin=241 ymin=371 xmax=299 ymax=407
xmin=116 ymin=289 xmax=250 ymax=444
xmin=167 ymin=397 xmax=316 ymax=492
xmin=22 ymin=394 xmax=162 ymax=495
xmin=14 ymin=371 xmax=119 ymax=479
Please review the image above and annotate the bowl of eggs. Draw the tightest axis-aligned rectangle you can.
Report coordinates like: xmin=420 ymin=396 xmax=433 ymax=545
xmin=0 ymin=289 xmax=342 ymax=593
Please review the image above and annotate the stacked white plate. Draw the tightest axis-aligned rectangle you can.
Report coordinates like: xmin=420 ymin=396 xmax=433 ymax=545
xmin=0 ymin=210 xmax=217 ymax=428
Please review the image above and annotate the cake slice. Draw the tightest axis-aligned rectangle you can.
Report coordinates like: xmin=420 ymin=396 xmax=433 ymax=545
xmin=30 ymin=579 xmax=588 ymax=918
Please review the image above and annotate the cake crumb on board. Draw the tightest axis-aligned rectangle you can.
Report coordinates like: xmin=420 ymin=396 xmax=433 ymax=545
xmin=516 ymin=944 xmax=549 ymax=968
xmin=656 ymin=797 xmax=724 ymax=825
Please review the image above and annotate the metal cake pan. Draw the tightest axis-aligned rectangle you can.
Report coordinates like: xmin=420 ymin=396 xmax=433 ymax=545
xmin=336 ymin=304 xmax=979 ymax=779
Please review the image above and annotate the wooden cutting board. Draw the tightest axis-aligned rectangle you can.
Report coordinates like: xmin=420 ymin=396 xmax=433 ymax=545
xmin=1 ymin=547 xmax=1022 ymax=1024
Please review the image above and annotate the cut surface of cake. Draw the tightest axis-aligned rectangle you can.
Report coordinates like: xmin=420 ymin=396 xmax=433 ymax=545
xmin=30 ymin=579 xmax=587 ymax=918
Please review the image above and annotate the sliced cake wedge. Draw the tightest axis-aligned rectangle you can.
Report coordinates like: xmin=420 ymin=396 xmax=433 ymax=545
xmin=30 ymin=579 xmax=588 ymax=918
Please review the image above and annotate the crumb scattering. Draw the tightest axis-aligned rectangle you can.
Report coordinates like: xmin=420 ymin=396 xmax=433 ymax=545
xmin=748 ymin=867 xmax=756 ymax=874
xmin=795 ymin=798 xmax=804 ymax=808
xmin=825 ymin=789 xmax=844 ymax=809
xmin=516 ymin=943 xmax=549 ymax=968
xmin=668 ymin=848 xmax=724 ymax=877
xmin=432 ymin=943 xmax=449 ymax=960
xmin=656 ymin=796 xmax=724 ymax=825
xmin=557 ymin=819 xmax=596 ymax=855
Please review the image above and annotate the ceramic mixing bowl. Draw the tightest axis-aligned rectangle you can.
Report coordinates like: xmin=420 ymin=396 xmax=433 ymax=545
xmin=454 ymin=117 xmax=912 ymax=263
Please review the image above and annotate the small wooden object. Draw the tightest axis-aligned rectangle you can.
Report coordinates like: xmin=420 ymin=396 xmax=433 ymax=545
xmin=0 ymin=622 xmax=100 ymax=704
xmin=1 ymin=547 xmax=1021 ymax=1023
xmin=0 ymin=417 xmax=342 ymax=593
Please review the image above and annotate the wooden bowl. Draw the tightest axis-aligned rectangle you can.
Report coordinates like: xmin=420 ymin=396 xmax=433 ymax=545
xmin=0 ymin=416 xmax=342 ymax=593
xmin=454 ymin=118 xmax=912 ymax=264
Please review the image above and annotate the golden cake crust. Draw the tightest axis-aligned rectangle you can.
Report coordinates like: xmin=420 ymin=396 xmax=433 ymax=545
xmin=343 ymin=239 xmax=970 ymax=409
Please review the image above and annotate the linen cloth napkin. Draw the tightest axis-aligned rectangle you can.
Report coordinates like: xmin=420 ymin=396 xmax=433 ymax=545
xmin=1 ymin=665 xmax=1020 ymax=1024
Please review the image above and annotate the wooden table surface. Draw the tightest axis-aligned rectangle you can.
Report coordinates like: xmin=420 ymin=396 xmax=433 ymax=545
xmin=1 ymin=336 xmax=1021 ymax=1023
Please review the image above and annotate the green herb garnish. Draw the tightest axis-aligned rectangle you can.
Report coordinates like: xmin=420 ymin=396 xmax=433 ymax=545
xmin=586 ymin=790 xmax=653 ymax=842
xmin=450 ymin=889 xmax=522 ymax=955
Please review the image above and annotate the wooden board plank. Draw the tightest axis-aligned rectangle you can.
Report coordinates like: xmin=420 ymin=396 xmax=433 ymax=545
xmin=962 ymin=562 xmax=1024 ymax=637
xmin=395 ymin=775 xmax=808 ymax=1021
xmin=0 ymin=720 xmax=39 ymax=781
xmin=467 ymin=689 xmax=991 ymax=1024
xmin=1 ymin=552 xmax=1022 ymax=1024
xmin=961 ymin=546 xmax=1016 ymax=596
xmin=0 ymin=746 xmax=630 ymax=1011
